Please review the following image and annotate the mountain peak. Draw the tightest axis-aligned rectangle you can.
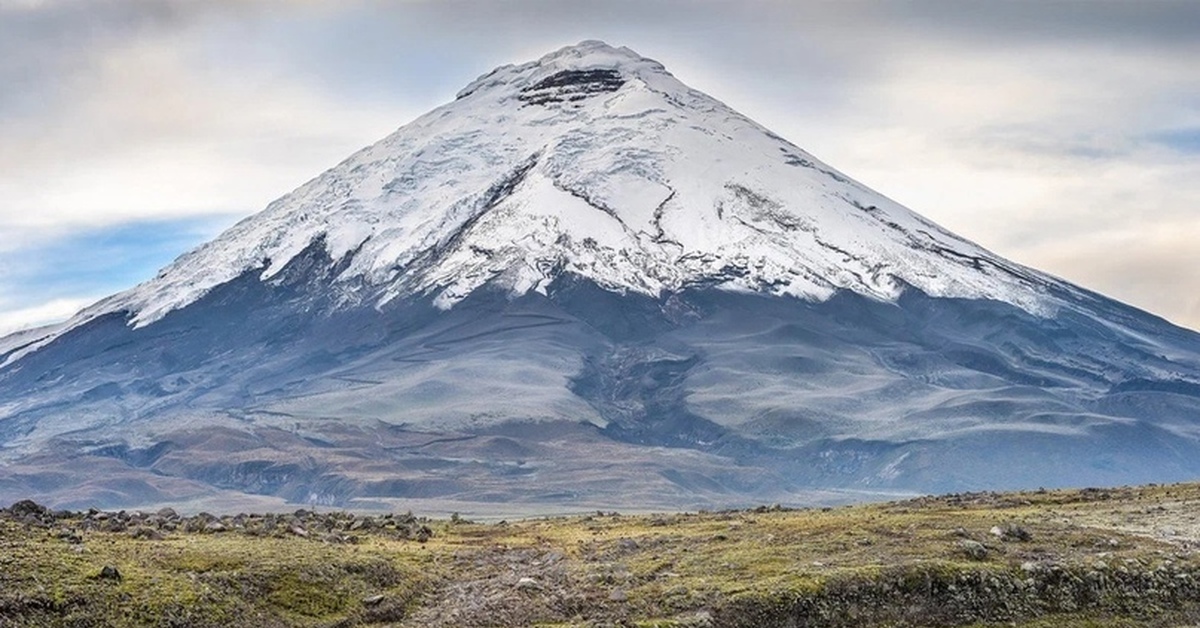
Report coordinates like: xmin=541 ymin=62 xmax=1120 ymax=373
xmin=33 ymin=41 xmax=1061 ymax=344
xmin=538 ymin=39 xmax=646 ymax=64
xmin=456 ymin=40 xmax=670 ymax=102
xmin=534 ymin=40 xmax=668 ymax=76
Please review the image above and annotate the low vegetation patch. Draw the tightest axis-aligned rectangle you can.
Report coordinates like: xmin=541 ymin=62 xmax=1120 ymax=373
xmin=2 ymin=484 xmax=1198 ymax=626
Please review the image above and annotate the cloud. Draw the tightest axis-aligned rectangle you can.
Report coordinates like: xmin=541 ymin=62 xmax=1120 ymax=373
xmin=0 ymin=3 xmax=412 ymax=231
xmin=880 ymin=0 xmax=1200 ymax=48
xmin=0 ymin=298 xmax=98 ymax=336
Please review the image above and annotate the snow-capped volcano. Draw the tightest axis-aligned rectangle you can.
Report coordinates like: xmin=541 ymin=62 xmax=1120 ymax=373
xmin=79 ymin=41 xmax=1048 ymax=331
xmin=2 ymin=41 xmax=1200 ymax=512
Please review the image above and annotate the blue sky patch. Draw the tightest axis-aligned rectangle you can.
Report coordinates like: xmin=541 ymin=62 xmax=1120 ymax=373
xmin=1148 ymin=128 xmax=1200 ymax=154
xmin=0 ymin=216 xmax=235 ymax=313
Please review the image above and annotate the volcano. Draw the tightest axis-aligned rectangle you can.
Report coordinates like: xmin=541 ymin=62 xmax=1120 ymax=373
xmin=2 ymin=41 xmax=1199 ymax=513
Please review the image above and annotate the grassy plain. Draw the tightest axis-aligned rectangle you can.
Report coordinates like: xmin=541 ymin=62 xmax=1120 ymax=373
xmin=1 ymin=483 xmax=1198 ymax=627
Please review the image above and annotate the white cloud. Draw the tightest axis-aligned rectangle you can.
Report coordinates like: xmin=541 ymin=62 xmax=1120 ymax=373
xmin=0 ymin=297 xmax=97 ymax=336
xmin=0 ymin=31 xmax=412 ymax=230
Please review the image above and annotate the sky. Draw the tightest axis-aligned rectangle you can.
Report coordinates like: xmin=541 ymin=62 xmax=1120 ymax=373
xmin=1 ymin=0 xmax=1198 ymax=334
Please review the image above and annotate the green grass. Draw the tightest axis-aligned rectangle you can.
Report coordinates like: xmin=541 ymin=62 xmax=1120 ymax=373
xmin=0 ymin=524 xmax=434 ymax=626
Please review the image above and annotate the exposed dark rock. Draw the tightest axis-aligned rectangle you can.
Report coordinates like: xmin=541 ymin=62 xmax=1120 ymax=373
xmin=129 ymin=527 xmax=165 ymax=541
xmin=54 ymin=528 xmax=83 ymax=544
xmin=519 ymin=69 xmax=625 ymax=105
xmin=8 ymin=499 xmax=49 ymax=519
xmin=96 ymin=565 xmax=121 ymax=581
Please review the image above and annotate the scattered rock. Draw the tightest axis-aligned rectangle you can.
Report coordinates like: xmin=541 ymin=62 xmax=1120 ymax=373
xmin=54 ymin=528 xmax=84 ymax=544
xmin=290 ymin=526 xmax=309 ymax=538
xmin=957 ymin=540 xmax=988 ymax=560
xmin=516 ymin=577 xmax=540 ymax=591
xmin=608 ymin=588 xmax=628 ymax=602
xmin=96 ymin=565 xmax=122 ymax=581
xmin=129 ymin=527 xmax=166 ymax=541
xmin=991 ymin=523 xmax=1032 ymax=541
xmin=362 ymin=594 xmax=385 ymax=606
xmin=9 ymin=500 xmax=49 ymax=519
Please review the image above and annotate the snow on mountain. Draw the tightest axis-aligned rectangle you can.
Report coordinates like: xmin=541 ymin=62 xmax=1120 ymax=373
xmin=60 ymin=41 xmax=1060 ymax=337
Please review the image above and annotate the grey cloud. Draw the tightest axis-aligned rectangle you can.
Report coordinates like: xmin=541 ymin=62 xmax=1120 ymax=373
xmin=872 ymin=0 xmax=1200 ymax=48
xmin=0 ymin=0 xmax=340 ymax=120
xmin=1 ymin=1 xmax=193 ymax=88
xmin=12 ymin=0 xmax=1191 ymax=136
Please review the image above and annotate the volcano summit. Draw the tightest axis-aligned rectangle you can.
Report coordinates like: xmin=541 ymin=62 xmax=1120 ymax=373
xmin=2 ymin=41 xmax=1199 ymax=512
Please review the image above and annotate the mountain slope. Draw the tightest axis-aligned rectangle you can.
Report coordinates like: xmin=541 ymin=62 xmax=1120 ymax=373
xmin=2 ymin=41 xmax=1199 ymax=511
